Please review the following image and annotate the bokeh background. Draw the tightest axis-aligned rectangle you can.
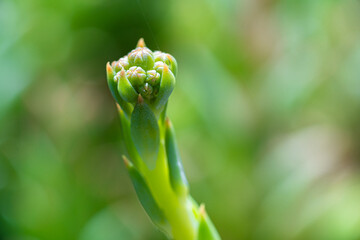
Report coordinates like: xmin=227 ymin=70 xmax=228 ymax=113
xmin=1 ymin=0 xmax=360 ymax=239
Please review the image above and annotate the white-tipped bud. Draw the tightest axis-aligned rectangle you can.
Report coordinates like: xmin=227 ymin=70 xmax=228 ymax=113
xmin=116 ymin=69 xmax=138 ymax=103
xmin=119 ymin=56 xmax=130 ymax=70
xmin=126 ymin=66 xmax=146 ymax=88
xmin=146 ymin=70 xmax=161 ymax=86
xmin=153 ymin=51 xmax=177 ymax=77
xmin=154 ymin=61 xmax=166 ymax=74
xmin=139 ymin=83 xmax=153 ymax=99
xmin=128 ymin=47 xmax=155 ymax=71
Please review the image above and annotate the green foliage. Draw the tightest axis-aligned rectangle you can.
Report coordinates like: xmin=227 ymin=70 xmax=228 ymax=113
xmin=123 ymin=156 xmax=168 ymax=230
xmin=197 ymin=205 xmax=221 ymax=240
xmin=165 ymin=118 xmax=189 ymax=197
xmin=130 ymin=98 xmax=160 ymax=169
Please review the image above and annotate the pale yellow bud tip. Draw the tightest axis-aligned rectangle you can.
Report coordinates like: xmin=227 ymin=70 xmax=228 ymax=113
xmin=199 ymin=203 xmax=206 ymax=217
xmin=137 ymin=94 xmax=144 ymax=104
xmin=120 ymin=68 xmax=126 ymax=77
xmin=122 ymin=155 xmax=133 ymax=168
xmin=137 ymin=38 xmax=146 ymax=48
xmin=116 ymin=103 xmax=122 ymax=112
xmin=106 ymin=62 xmax=113 ymax=73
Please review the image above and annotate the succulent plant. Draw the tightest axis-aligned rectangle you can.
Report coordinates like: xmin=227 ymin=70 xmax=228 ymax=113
xmin=106 ymin=39 xmax=220 ymax=240
xmin=107 ymin=38 xmax=176 ymax=115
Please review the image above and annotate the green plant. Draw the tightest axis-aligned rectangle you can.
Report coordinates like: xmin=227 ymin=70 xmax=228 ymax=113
xmin=106 ymin=39 xmax=220 ymax=240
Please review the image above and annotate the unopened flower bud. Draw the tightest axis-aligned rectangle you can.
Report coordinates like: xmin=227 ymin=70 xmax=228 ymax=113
xmin=153 ymin=51 xmax=177 ymax=77
xmin=154 ymin=61 xmax=166 ymax=74
xmin=126 ymin=66 xmax=146 ymax=88
xmin=128 ymin=47 xmax=155 ymax=71
xmin=153 ymin=51 xmax=162 ymax=60
xmin=146 ymin=70 xmax=161 ymax=86
xmin=119 ymin=56 xmax=130 ymax=70
xmin=113 ymin=61 xmax=123 ymax=72
xmin=139 ymin=83 xmax=153 ymax=99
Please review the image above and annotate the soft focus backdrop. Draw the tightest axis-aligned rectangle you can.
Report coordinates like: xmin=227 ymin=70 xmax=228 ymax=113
xmin=1 ymin=0 xmax=360 ymax=239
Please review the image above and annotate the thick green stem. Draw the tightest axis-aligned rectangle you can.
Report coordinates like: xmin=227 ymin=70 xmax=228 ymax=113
xmin=143 ymin=141 xmax=197 ymax=239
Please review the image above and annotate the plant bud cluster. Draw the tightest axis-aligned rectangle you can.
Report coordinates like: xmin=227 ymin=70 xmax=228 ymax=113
xmin=107 ymin=39 xmax=177 ymax=105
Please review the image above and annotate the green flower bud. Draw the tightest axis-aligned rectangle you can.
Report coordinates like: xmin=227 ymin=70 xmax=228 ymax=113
xmin=119 ymin=56 xmax=130 ymax=70
xmin=139 ymin=83 xmax=153 ymax=99
xmin=154 ymin=61 xmax=166 ymax=74
xmin=126 ymin=66 xmax=146 ymax=88
xmin=146 ymin=70 xmax=161 ymax=86
xmin=112 ymin=56 xmax=130 ymax=72
xmin=115 ymin=68 xmax=138 ymax=103
xmin=153 ymin=51 xmax=177 ymax=77
xmin=153 ymin=51 xmax=162 ymax=60
xmin=113 ymin=61 xmax=123 ymax=72
xmin=128 ymin=47 xmax=155 ymax=71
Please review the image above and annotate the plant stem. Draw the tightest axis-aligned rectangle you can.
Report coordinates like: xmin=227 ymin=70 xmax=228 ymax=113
xmin=143 ymin=141 xmax=197 ymax=239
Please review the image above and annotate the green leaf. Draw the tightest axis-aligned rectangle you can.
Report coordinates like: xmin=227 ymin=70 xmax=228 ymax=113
xmin=123 ymin=156 xmax=169 ymax=233
xmin=117 ymin=68 xmax=138 ymax=103
xmin=165 ymin=118 xmax=189 ymax=197
xmin=106 ymin=62 xmax=133 ymax=116
xmin=118 ymin=106 xmax=142 ymax=170
xmin=197 ymin=205 xmax=221 ymax=240
xmin=159 ymin=102 xmax=168 ymax=126
xmin=130 ymin=97 xmax=160 ymax=169
xmin=154 ymin=64 xmax=175 ymax=110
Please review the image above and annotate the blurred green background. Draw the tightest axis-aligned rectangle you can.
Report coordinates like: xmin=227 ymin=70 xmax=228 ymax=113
xmin=1 ymin=0 xmax=360 ymax=239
